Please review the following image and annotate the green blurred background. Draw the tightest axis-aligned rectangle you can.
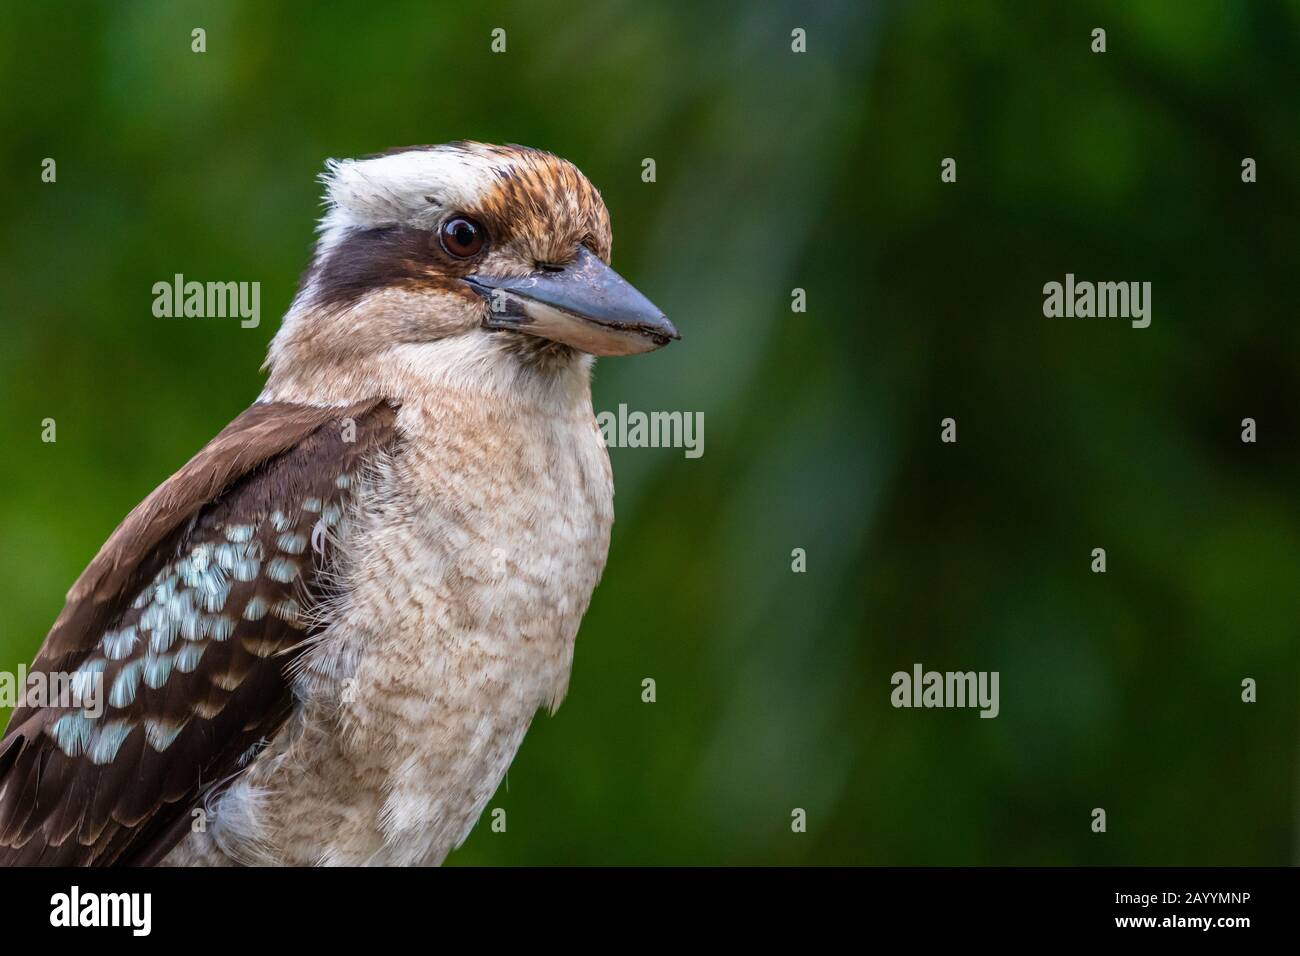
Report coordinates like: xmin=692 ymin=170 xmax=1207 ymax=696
xmin=1 ymin=0 xmax=1297 ymax=865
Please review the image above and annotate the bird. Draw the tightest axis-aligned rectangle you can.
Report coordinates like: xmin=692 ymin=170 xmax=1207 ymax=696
xmin=0 ymin=141 xmax=678 ymax=866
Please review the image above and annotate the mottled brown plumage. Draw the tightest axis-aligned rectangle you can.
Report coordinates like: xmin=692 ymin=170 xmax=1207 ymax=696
xmin=0 ymin=400 xmax=398 ymax=864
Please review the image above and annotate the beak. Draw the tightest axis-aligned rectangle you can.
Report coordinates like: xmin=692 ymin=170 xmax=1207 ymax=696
xmin=464 ymin=246 xmax=679 ymax=356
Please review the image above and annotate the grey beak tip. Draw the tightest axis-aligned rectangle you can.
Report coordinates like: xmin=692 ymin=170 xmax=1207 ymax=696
xmin=468 ymin=246 xmax=679 ymax=351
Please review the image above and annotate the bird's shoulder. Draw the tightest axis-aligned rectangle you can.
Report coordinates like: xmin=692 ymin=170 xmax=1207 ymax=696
xmin=0 ymin=397 xmax=400 ymax=865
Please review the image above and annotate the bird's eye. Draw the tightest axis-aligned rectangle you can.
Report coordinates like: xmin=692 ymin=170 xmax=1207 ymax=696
xmin=439 ymin=216 xmax=485 ymax=258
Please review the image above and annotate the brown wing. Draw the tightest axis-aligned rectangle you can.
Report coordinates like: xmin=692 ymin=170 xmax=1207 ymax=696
xmin=0 ymin=398 xmax=400 ymax=865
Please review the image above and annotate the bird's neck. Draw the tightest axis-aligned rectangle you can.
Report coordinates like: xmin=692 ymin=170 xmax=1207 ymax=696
xmin=259 ymin=328 xmax=595 ymax=416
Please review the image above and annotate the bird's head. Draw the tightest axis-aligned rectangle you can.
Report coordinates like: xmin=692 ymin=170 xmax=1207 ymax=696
xmin=266 ymin=142 xmax=677 ymax=388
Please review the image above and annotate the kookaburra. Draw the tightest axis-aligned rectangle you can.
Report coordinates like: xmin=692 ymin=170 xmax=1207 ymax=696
xmin=0 ymin=142 xmax=677 ymax=865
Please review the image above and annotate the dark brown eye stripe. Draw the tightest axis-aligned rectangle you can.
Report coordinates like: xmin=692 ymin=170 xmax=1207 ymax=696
xmin=301 ymin=225 xmax=482 ymax=312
